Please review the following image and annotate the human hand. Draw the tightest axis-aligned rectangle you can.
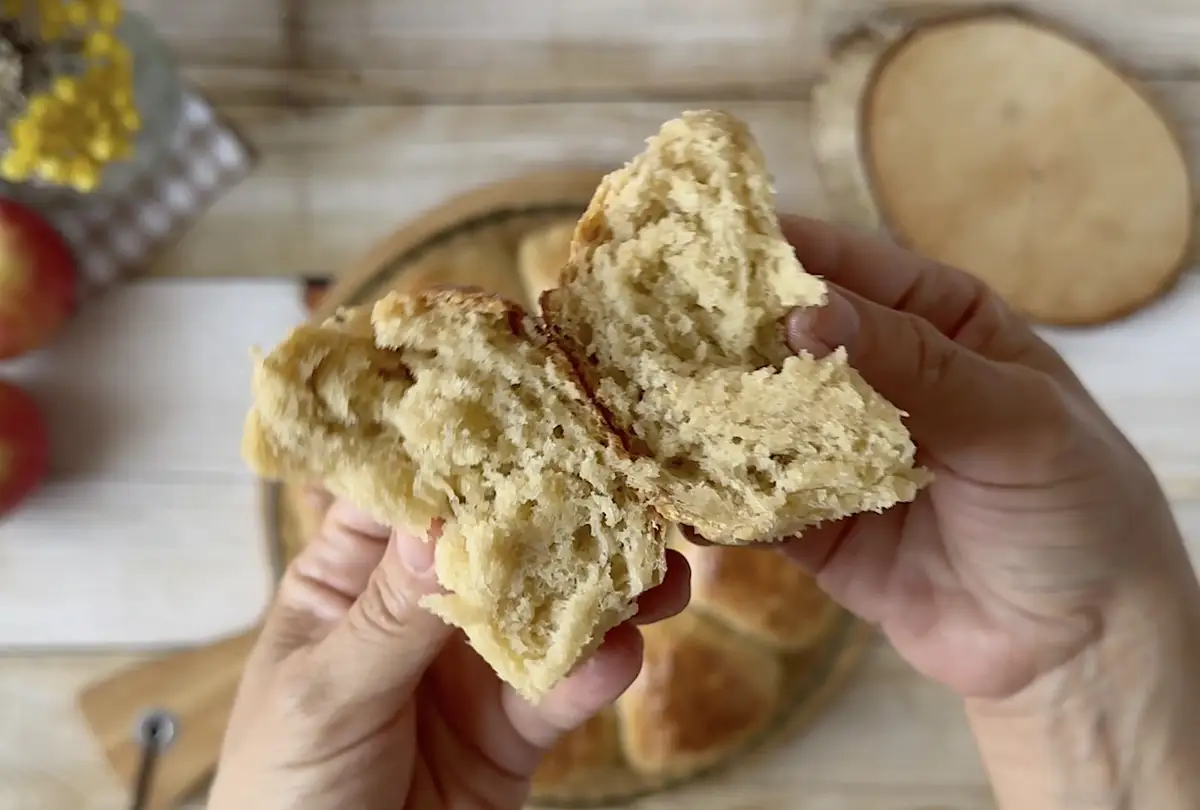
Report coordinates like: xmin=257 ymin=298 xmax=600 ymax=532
xmin=777 ymin=216 xmax=1200 ymax=703
xmin=208 ymin=496 xmax=690 ymax=810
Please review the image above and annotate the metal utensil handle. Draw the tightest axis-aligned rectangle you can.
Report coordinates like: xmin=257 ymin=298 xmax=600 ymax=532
xmin=128 ymin=709 xmax=177 ymax=810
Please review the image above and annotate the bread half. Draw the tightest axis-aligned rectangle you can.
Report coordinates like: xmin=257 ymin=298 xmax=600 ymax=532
xmin=542 ymin=110 xmax=926 ymax=543
xmin=243 ymin=290 xmax=667 ymax=700
xmin=616 ymin=610 xmax=782 ymax=778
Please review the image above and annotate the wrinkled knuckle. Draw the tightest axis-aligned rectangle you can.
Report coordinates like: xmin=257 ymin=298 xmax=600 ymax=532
xmin=952 ymin=285 xmax=1035 ymax=361
xmin=908 ymin=315 xmax=960 ymax=392
xmin=353 ymin=567 xmax=419 ymax=635
xmin=276 ymin=560 xmax=353 ymax=621
xmin=954 ymin=287 xmax=1004 ymax=347
xmin=1019 ymin=370 xmax=1089 ymax=455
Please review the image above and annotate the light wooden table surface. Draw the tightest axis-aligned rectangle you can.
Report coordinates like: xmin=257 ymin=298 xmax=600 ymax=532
xmin=3 ymin=1 xmax=1200 ymax=809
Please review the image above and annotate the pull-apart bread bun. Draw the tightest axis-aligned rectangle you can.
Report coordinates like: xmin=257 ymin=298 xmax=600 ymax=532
xmin=244 ymin=109 xmax=925 ymax=700
xmin=243 ymin=291 xmax=666 ymax=700
xmin=542 ymin=110 xmax=926 ymax=543
xmin=616 ymin=610 xmax=783 ymax=779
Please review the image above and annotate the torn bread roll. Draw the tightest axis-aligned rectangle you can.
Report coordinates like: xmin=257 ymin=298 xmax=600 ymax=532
xmin=542 ymin=109 xmax=926 ymax=543
xmin=245 ymin=110 xmax=924 ymax=699
xmin=243 ymin=290 xmax=667 ymax=700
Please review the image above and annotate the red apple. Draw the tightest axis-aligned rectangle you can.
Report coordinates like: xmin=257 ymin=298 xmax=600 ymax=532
xmin=0 ymin=379 xmax=49 ymax=517
xmin=0 ymin=199 xmax=79 ymax=360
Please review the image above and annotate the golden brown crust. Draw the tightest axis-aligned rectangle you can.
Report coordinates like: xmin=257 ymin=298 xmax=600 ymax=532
xmin=616 ymin=611 xmax=782 ymax=778
xmin=679 ymin=543 xmax=840 ymax=651
xmin=529 ymin=708 xmax=624 ymax=797
xmin=537 ymin=290 xmax=657 ymax=471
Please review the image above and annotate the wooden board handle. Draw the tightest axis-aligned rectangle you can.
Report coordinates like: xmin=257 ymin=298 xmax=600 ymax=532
xmin=76 ymin=628 xmax=260 ymax=810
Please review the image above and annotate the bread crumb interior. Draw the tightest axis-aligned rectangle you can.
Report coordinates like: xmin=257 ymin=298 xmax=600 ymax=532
xmin=247 ymin=296 xmax=663 ymax=696
xmin=554 ymin=111 xmax=921 ymax=540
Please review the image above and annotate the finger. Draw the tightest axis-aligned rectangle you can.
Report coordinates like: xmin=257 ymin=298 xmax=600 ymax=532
xmin=779 ymin=520 xmax=846 ymax=576
xmin=290 ymin=499 xmax=392 ymax=612
xmin=256 ymin=499 xmax=393 ymax=664
xmin=300 ymin=522 xmax=453 ymax=715
xmin=630 ymin=549 xmax=690 ymax=625
xmin=779 ymin=509 xmax=904 ymax=624
xmin=501 ymin=622 xmax=644 ymax=750
xmin=302 ymin=481 xmax=334 ymax=517
xmin=780 ymin=215 xmax=1064 ymax=373
xmin=787 ymin=285 xmax=1064 ymax=479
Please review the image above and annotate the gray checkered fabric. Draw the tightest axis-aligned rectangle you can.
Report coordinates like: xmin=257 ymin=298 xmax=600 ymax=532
xmin=0 ymin=91 xmax=254 ymax=296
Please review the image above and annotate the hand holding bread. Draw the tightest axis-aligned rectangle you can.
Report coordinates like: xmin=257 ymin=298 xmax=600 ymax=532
xmin=223 ymin=110 xmax=1200 ymax=810
xmin=774 ymin=214 xmax=1200 ymax=810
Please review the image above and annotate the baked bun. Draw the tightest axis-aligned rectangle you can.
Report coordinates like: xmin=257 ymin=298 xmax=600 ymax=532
xmin=678 ymin=541 xmax=839 ymax=651
xmin=518 ymin=220 xmax=576 ymax=301
xmin=617 ymin=610 xmax=783 ymax=778
xmin=541 ymin=109 xmax=926 ymax=543
xmin=528 ymin=528 xmax=857 ymax=804
xmin=244 ymin=289 xmax=667 ymax=700
xmin=530 ymin=709 xmax=623 ymax=796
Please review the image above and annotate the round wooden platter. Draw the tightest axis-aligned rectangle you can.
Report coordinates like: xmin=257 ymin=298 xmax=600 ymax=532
xmin=262 ymin=169 xmax=876 ymax=807
xmin=811 ymin=8 xmax=1195 ymax=326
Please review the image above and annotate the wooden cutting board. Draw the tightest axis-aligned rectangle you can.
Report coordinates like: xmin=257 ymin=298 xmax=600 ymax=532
xmin=74 ymin=169 xmax=609 ymax=810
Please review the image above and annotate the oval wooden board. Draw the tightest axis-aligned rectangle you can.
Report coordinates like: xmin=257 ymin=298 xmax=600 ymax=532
xmin=811 ymin=8 xmax=1195 ymax=327
xmin=261 ymin=169 xmax=876 ymax=807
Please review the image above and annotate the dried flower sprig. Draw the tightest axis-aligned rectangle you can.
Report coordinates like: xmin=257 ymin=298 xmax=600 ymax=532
xmin=0 ymin=0 xmax=139 ymax=192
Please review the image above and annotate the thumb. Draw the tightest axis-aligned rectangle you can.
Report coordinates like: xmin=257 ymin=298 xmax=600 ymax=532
xmin=786 ymin=285 xmax=1053 ymax=459
xmin=306 ymin=524 xmax=453 ymax=714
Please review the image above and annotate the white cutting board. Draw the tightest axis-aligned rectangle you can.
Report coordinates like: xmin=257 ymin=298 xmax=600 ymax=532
xmin=0 ymin=280 xmax=306 ymax=649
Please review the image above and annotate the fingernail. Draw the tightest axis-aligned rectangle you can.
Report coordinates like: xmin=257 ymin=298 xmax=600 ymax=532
xmin=395 ymin=530 xmax=436 ymax=575
xmin=786 ymin=289 xmax=860 ymax=356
